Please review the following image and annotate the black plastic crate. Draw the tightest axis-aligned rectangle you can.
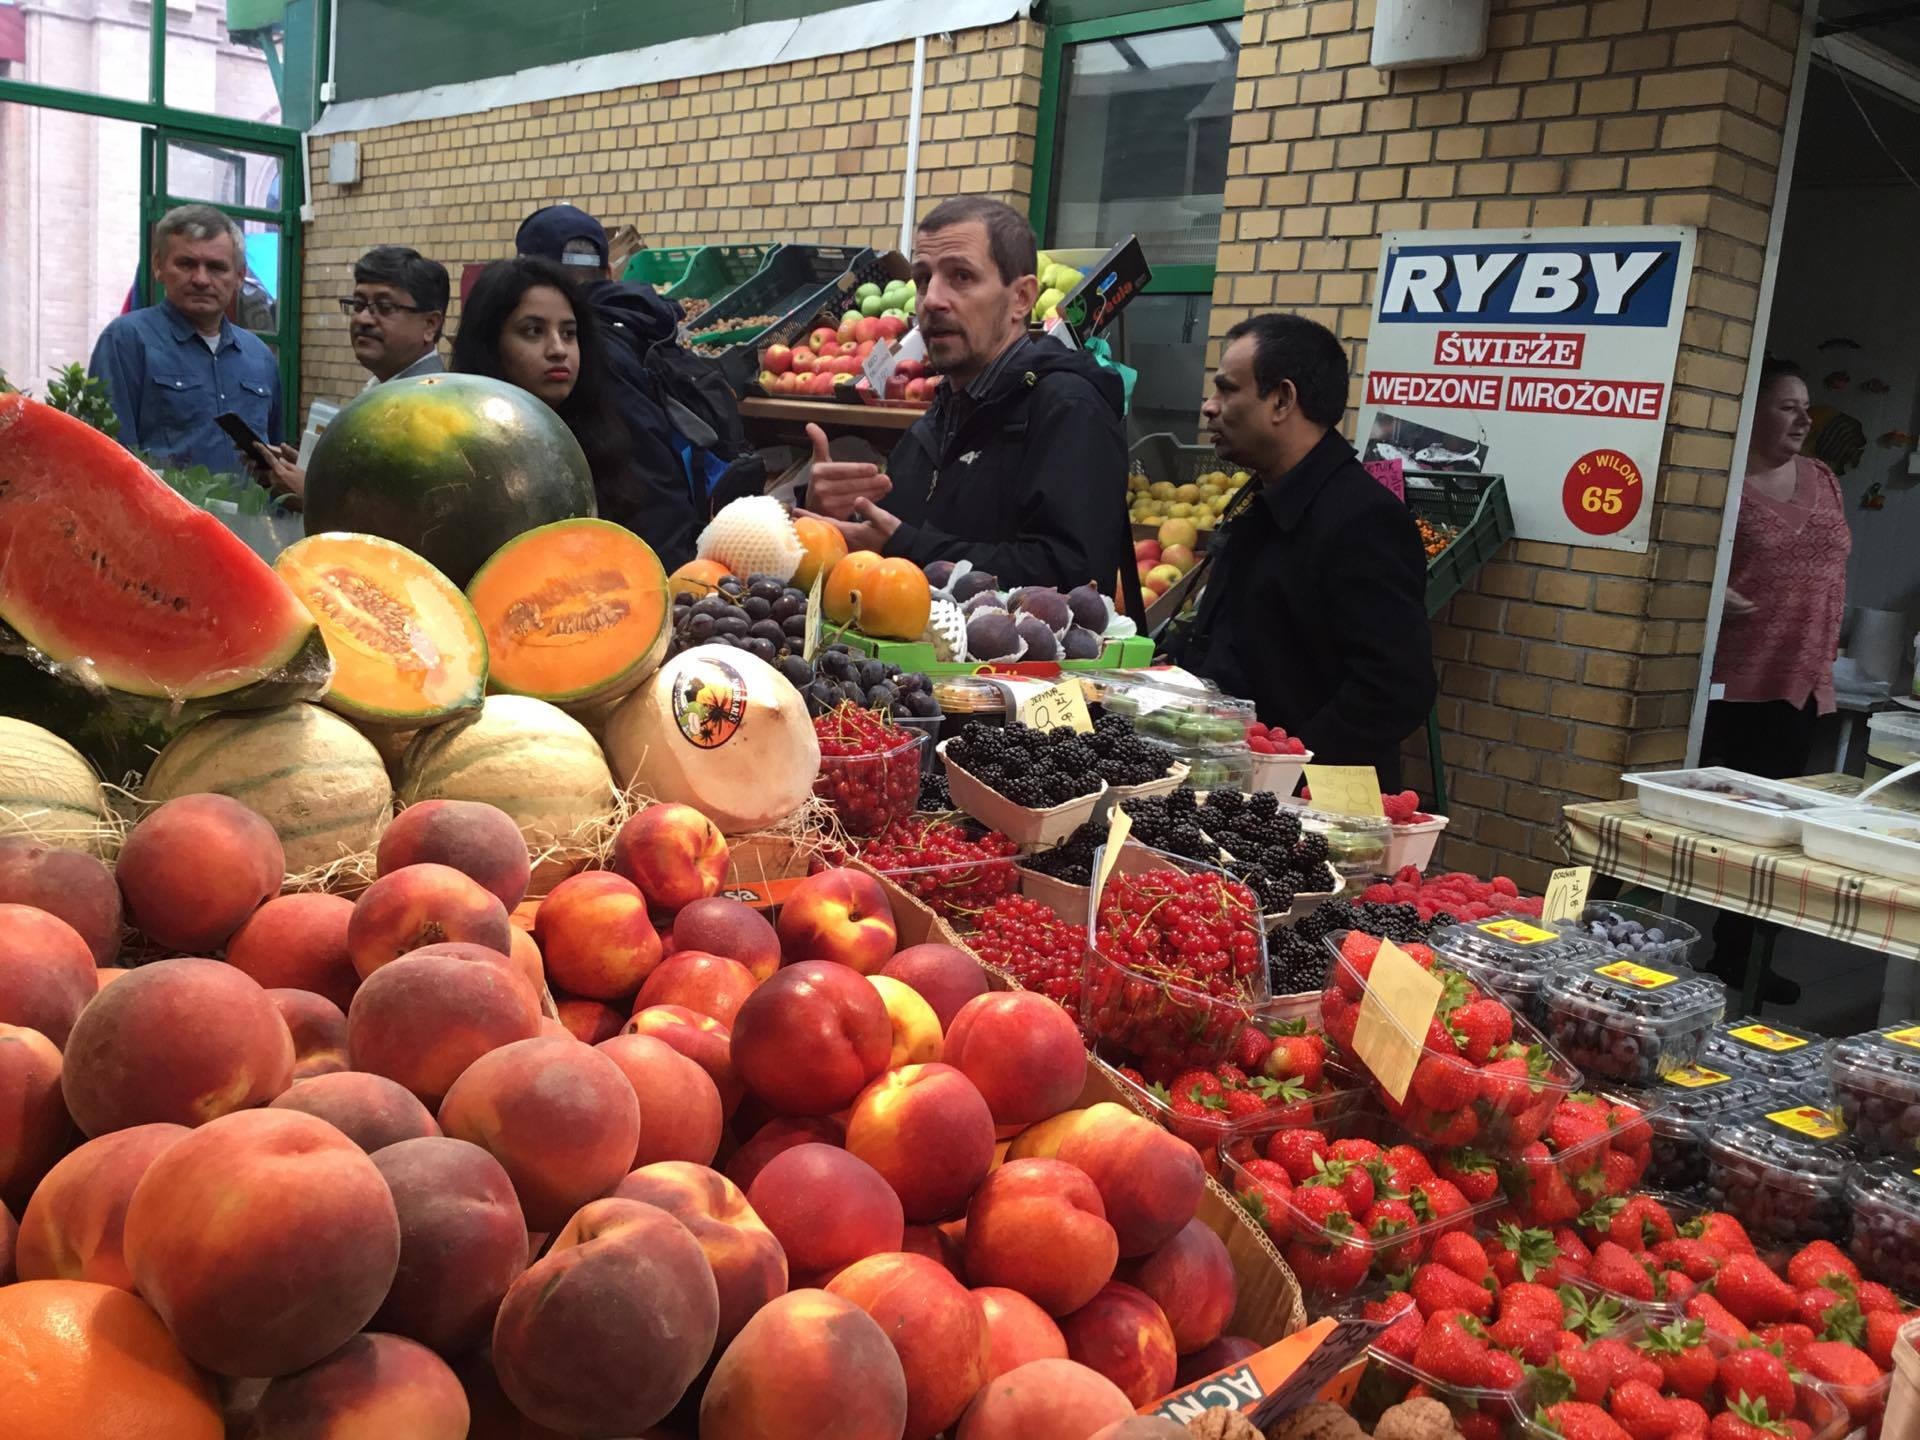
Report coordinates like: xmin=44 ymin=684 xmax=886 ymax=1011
xmin=686 ymin=245 xmax=871 ymax=350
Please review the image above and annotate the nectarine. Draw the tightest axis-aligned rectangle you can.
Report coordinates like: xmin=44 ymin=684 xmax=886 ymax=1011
xmin=828 ymin=1251 xmax=991 ymax=1439
xmin=745 ymin=1143 xmax=903 ymax=1285
xmin=882 ymin=943 xmax=989 ymax=1031
xmin=775 ymin=868 xmax=897 ymax=974
xmin=610 ymin=1161 xmax=787 ymax=1344
xmin=701 ymin=1289 xmax=908 ymax=1440
xmin=730 ymin=960 xmax=890 ymax=1115
xmin=1058 ymin=1281 xmax=1178 ymax=1408
xmin=944 ymin=991 xmax=1088 ymax=1131
xmin=667 ymin=895 xmax=780 ymax=982
xmin=846 ymin=1063 xmax=995 ymax=1222
xmin=610 ymin=802 xmax=729 ymax=912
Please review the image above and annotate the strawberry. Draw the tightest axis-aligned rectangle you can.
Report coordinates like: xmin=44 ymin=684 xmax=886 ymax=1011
xmin=1412 ymin=1177 xmax=1471 ymax=1235
xmin=1685 ymin=1211 xmax=1757 ymax=1255
xmin=1667 ymin=1397 xmax=1711 ymax=1439
xmin=1555 ymin=1348 xmax=1618 ymax=1405
xmin=1799 ymin=1339 xmax=1885 ymax=1400
xmin=1589 ymin=1241 xmax=1656 ymax=1303
xmin=1267 ymin=1128 xmax=1329 ymax=1185
xmin=1513 ymin=1143 xmax=1582 ymax=1226
xmin=1233 ymin=1158 xmax=1293 ymax=1240
xmin=1561 ymin=1286 xmax=1626 ymax=1340
xmin=1291 ymin=1182 xmax=1350 ymax=1229
xmin=1336 ymin=931 xmax=1381 ymax=995
xmin=1456 ymin=1415 xmax=1504 ymax=1440
xmin=1306 ymin=1156 xmax=1374 ymax=1215
xmin=1489 ymin=1308 xmax=1559 ymax=1364
xmin=1221 ymin=1087 xmax=1272 ymax=1122
xmin=1327 ymin=1137 xmax=1383 ymax=1167
xmin=1652 ymin=1237 xmax=1729 ymax=1283
xmin=1601 ymin=1149 xmax=1645 ymax=1197
xmin=1479 ymin=1047 xmax=1554 ymax=1119
xmin=1554 ymin=1226 xmax=1595 ymax=1267
xmin=1607 ymin=1194 xmax=1678 ymax=1253
xmin=1264 ymin=1033 xmax=1327 ymax=1091
xmin=1686 ymin=1292 xmax=1751 ymax=1342
xmin=1434 ymin=1148 xmax=1499 ymax=1205
xmin=1500 ymin=1282 xmax=1565 ymax=1326
xmin=1608 ymin=1378 xmax=1675 ymax=1440
xmin=1230 ymin=1024 xmax=1274 ymax=1074
xmin=1607 ymin=1100 xmax=1652 ymax=1152
xmin=1590 ymin=1336 xmax=1663 ymax=1392
xmin=1714 ymin=1254 xmax=1798 ymax=1326
xmin=1365 ymin=1196 xmax=1423 ymax=1270
xmin=1366 ymin=1291 xmax=1425 ymax=1364
xmin=1411 ymin=1260 xmax=1495 ymax=1321
xmin=1785 ymin=1239 xmax=1860 ymax=1291
xmin=1284 ymin=1231 xmax=1370 ymax=1296
xmin=1412 ymin=1054 xmax=1476 ymax=1112
xmin=1252 ymin=1075 xmax=1316 ymax=1126
xmin=1708 ymin=1396 xmax=1794 ymax=1440
xmin=1433 ymin=1230 xmax=1490 ymax=1283
xmin=1540 ymin=1400 xmax=1631 ymax=1440
xmin=1415 ymin=1308 xmax=1492 ymax=1388
xmin=1855 ymin=1280 xmax=1901 ymax=1315
xmin=1754 ymin=1323 xmax=1816 ymax=1365
xmin=1321 ymin=986 xmax=1358 ymax=1050
xmin=1866 ymin=1308 xmax=1905 ymax=1370
xmin=1638 ymin=1318 xmax=1717 ymax=1401
xmin=1169 ymin=1068 xmax=1223 ymax=1102
xmin=1487 ymin=1223 xmax=1565 ymax=1287
xmin=1451 ymin=999 xmax=1513 ymax=1064
xmin=1793 ymin=1285 xmax=1852 ymax=1336
xmin=1550 ymin=1096 xmax=1613 ymax=1153
xmin=1422 ymin=1106 xmax=1483 ymax=1148
xmin=1382 ymin=1142 xmax=1435 ymax=1191
xmin=1717 ymin=1343 xmax=1796 ymax=1417
xmin=1485 ymin=1348 xmax=1525 ymax=1390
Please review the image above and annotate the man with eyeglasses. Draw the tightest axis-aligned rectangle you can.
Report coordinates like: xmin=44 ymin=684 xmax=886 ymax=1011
xmin=247 ymin=245 xmax=449 ymax=499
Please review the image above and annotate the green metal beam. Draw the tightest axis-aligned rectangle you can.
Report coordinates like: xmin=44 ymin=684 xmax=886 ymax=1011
xmin=157 ymin=194 xmax=286 ymax=226
xmin=150 ymin=0 xmax=166 ymax=106
xmin=0 ymin=78 xmax=298 ymax=149
xmin=248 ymin=32 xmax=287 ymax=110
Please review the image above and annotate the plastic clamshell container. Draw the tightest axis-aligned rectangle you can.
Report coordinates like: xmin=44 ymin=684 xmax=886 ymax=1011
xmin=1219 ymin=1109 xmax=1504 ymax=1304
xmin=813 ymin=728 xmax=927 ymax=836
xmin=1333 ymin=1285 xmax=1537 ymax=1419
xmin=1560 ymin=1186 xmax=1708 ymax=1317
xmin=1250 ymin=747 xmax=1312 ymax=798
xmin=1430 ymin=917 xmax=1609 ymax=1023
xmin=1623 ymin=767 xmax=1840 ymax=846
xmin=1627 ymin=1065 xmax=1772 ymax=1193
xmin=1317 ymin=931 xmax=1583 ymax=1153
xmin=856 ymin=826 xmax=1021 ymax=927
xmin=1082 ymin=842 xmax=1269 ymax=1070
xmin=1081 ymin=669 xmax=1254 ymax=747
xmin=1799 ymin=804 xmax=1920 ymax=883
xmin=1385 ymin=815 xmax=1449 ymax=874
xmin=1142 ymin=736 xmax=1254 ymax=793
xmin=1827 ymin=1022 xmax=1920 ymax=1159
xmin=937 ymin=739 xmax=1108 ymax=847
xmin=1846 ymin=1156 xmax=1920 ymax=1298
xmin=1492 ymin=1089 xmax=1662 ymax=1230
xmin=1551 ymin=899 xmax=1701 ymax=969
xmin=1293 ymin=806 xmax=1393 ymax=879
xmin=1703 ymin=1103 xmax=1856 ymax=1248
xmin=1698 ymin=1016 xmax=1832 ymax=1087
xmin=1539 ymin=957 xmax=1727 ymax=1085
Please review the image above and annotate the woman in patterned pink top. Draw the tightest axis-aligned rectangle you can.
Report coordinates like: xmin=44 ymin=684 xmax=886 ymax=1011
xmin=1702 ymin=357 xmax=1851 ymax=1003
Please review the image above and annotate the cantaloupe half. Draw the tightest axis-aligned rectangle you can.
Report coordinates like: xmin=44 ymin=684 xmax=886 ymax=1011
xmin=466 ymin=518 xmax=671 ymax=713
xmin=274 ymin=532 xmax=488 ymax=729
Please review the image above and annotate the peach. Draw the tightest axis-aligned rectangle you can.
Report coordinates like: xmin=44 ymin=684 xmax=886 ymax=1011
xmin=0 ymin=902 xmax=99 ymax=1049
xmin=508 ymin=925 xmax=544 ymax=987
xmin=0 ymin=1200 xmax=12 ymax=1283
xmin=828 ymin=1251 xmax=991 ymax=1439
xmin=609 ymin=1161 xmax=788 ymax=1344
xmin=407 ymin=938 xmax=543 ymax=1001
xmin=700 ymin=1288 xmax=908 ymax=1440
xmin=1056 ymin=1104 xmax=1205 ymax=1257
xmin=346 ymin=949 xmax=542 ymax=1106
xmin=624 ymin=1003 xmax=742 ymax=1115
xmin=1175 ymin=1334 xmax=1261 ymax=1387
xmin=724 ymin=1115 xmax=844 ymax=1192
xmin=610 ymin=802 xmax=729 ymax=912
xmin=225 ymin=892 xmax=358 ymax=1010
xmin=1005 ymin=1107 xmax=1089 ymax=1162
xmin=633 ymin=949 xmax=756 ymax=1026
xmin=123 ymin=1108 xmax=401 ymax=1376
xmin=14 ymin=1124 xmax=186 ymax=1288
xmin=492 ymin=1198 xmax=719 ymax=1435
xmin=115 ymin=793 xmax=283 ymax=952
xmin=955 ymin=1358 xmax=1133 ymax=1440
xmin=253 ymin=1332 xmax=470 ymax=1439
xmin=882 ymin=942 xmax=989 ymax=1031
xmin=61 ymin=957 xmax=295 ymax=1136
xmin=904 ymin=1222 xmax=965 ymax=1278
xmin=746 ymin=1143 xmax=904 ymax=1285
xmin=846 ymin=1062 xmax=995 ymax=1222
xmin=1091 ymin=1420 xmax=1193 ymax=1440
xmin=269 ymin=987 xmax=350 ymax=1078
xmin=869 ymin=974 xmax=943 ymax=1066
xmin=554 ymin=997 xmax=624 ymax=1044
xmin=944 ymin=991 xmax=1088 ymax=1131
xmin=270 ymin=1072 xmax=441 ymax=1153
xmin=347 ymin=863 xmax=513 ymax=980
xmin=668 ymin=896 xmax=780 ymax=982
xmin=379 ymin=799 xmax=531 ymax=909
xmin=731 ymin=960 xmax=890 ymax=1116
xmin=0 ymin=1023 xmax=75 ymax=1209
xmin=775 ymin=868 xmax=897 ymax=974
xmin=964 ymin=1158 xmax=1118 ymax=1316
xmin=976 ymin=1285 xmax=1069 ymax=1378
xmin=95 ymin=967 xmax=128 ymax=989
xmin=1119 ymin=1217 xmax=1236 ymax=1354
xmin=533 ymin=871 xmax=662 ymax=1001
xmin=1059 ymin=1281 xmax=1178 ymax=1408
xmin=371 ymin=1136 xmax=529 ymax=1356
xmin=457 ymin=1354 xmax=569 ymax=1440
xmin=437 ymin=1036 xmax=640 ymax=1230
xmin=0 ymin=836 xmax=124 ymax=965
xmin=595 ymin=1033 xmax=723 ymax=1167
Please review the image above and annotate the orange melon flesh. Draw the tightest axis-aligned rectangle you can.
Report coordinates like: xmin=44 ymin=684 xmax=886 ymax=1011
xmin=273 ymin=532 xmax=488 ymax=728
xmin=466 ymin=518 xmax=672 ymax=709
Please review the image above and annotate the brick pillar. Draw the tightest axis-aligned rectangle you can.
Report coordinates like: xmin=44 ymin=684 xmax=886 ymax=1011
xmin=1215 ymin=0 xmax=1802 ymax=890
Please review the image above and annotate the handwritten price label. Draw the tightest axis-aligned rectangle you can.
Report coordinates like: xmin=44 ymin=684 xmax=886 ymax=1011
xmin=1015 ymin=680 xmax=1094 ymax=735
xmin=1301 ymin=765 xmax=1383 ymax=818
xmin=1541 ymin=866 xmax=1592 ymax=923
xmin=1351 ymin=939 xmax=1443 ymax=1105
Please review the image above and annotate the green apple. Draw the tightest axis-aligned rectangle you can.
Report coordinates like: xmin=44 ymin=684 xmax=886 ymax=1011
xmin=881 ymin=308 xmax=907 ymax=320
xmin=855 ymin=281 xmax=882 ymax=301
xmin=1036 ymin=251 xmax=1054 ymax=273
xmin=860 ymin=293 xmax=887 ymax=317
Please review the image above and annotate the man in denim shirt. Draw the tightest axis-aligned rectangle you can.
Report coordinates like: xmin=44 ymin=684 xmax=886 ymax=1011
xmin=89 ymin=203 xmax=283 ymax=475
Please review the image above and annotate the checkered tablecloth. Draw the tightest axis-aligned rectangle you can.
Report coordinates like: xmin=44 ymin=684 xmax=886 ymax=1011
xmin=1559 ymin=774 xmax=1920 ymax=961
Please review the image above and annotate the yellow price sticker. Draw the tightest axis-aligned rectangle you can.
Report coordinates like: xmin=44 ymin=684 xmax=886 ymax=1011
xmin=1476 ymin=918 xmax=1559 ymax=946
xmin=1663 ymin=1064 xmax=1733 ymax=1089
xmin=1541 ymin=866 xmax=1592 ymax=924
xmin=1885 ymin=1025 xmax=1920 ymax=1052
xmin=1596 ymin=959 xmax=1680 ymax=989
xmin=1351 ymin=938 xmax=1443 ymax=1105
xmin=1301 ymin=764 xmax=1384 ymax=818
xmin=1726 ymin=1023 xmax=1808 ymax=1053
xmin=1765 ymin=1106 xmax=1844 ymax=1141
xmin=1018 ymin=679 xmax=1094 ymax=735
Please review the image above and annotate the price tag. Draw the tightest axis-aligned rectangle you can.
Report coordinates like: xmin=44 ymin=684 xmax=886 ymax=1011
xmin=1663 ymin=1063 xmax=1733 ymax=1089
xmin=802 ymin=568 xmax=825 ymax=662
xmin=1541 ymin=866 xmax=1592 ymax=924
xmin=1020 ymin=680 xmax=1094 ymax=734
xmin=1351 ymin=938 xmax=1443 ymax=1105
xmin=861 ymin=342 xmax=897 ymax=394
xmin=1090 ymin=806 xmax=1131 ymax=913
xmin=1595 ymin=959 xmax=1679 ymax=990
xmin=1765 ymin=1106 xmax=1844 ymax=1141
xmin=1476 ymin=918 xmax=1559 ymax=946
xmin=1301 ymin=765 xmax=1384 ymax=818
xmin=1726 ymin=1022 xmax=1808 ymax=1053
xmin=1885 ymin=1025 xmax=1920 ymax=1052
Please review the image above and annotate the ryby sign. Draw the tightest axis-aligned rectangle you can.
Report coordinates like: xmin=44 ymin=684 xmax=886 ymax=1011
xmin=1357 ymin=228 xmax=1697 ymax=552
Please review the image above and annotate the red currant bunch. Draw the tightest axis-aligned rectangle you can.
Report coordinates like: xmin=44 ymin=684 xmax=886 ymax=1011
xmin=814 ymin=703 xmax=924 ymax=836
xmin=858 ymin=816 xmax=1020 ymax=923
xmin=971 ymin=895 xmax=1086 ymax=1009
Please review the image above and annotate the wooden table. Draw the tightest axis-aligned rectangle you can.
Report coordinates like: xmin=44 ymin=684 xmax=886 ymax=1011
xmin=738 ymin=396 xmax=922 ymax=447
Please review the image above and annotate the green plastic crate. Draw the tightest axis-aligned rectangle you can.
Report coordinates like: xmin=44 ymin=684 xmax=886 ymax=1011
xmin=1405 ymin=471 xmax=1514 ymax=618
xmin=664 ymin=243 xmax=779 ymax=302
xmin=833 ymin=632 xmax=1154 ymax=676
xmin=623 ymin=246 xmax=701 ymax=289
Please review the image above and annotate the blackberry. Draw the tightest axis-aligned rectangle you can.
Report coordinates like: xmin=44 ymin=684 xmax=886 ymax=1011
xmin=918 ymin=769 xmax=952 ymax=812
xmin=1024 ymin=822 xmax=1100 ymax=885
xmin=1247 ymin=791 xmax=1280 ymax=820
xmin=1269 ymin=928 xmax=1331 ymax=994
xmin=1292 ymin=832 xmax=1331 ymax=868
xmin=946 ymin=720 xmax=1101 ymax=809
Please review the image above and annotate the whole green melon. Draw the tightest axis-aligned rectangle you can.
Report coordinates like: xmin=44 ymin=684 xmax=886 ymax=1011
xmin=303 ymin=373 xmax=597 ymax=585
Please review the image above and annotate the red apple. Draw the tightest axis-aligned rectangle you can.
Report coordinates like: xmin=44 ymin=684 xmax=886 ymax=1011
xmin=1133 ymin=540 xmax=1162 ymax=565
xmin=1160 ymin=545 xmax=1197 ymax=574
xmin=876 ymin=316 xmax=909 ymax=342
xmin=813 ymin=373 xmax=838 ymax=396
xmin=763 ymin=345 xmax=793 ymax=375
xmin=790 ymin=347 xmax=817 ymax=374
xmin=809 ymin=327 xmax=837 ymax=350
xmin=854 ymin=317 xmax=880 ymax=344
xmin=885 ymin=376 xmax=909 ymax=401
xmin=905 ymin=378 xmax=930 ymax=403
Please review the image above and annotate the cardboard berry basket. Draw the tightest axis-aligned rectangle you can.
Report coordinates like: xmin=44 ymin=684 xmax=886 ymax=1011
xmin=1090 ymin=759 xmax=1190 ymax=825
xmin=1016 ymin=835 xmax=1183 ymax=924
xmin=936 ymin=738 xmax=1108 ymax=847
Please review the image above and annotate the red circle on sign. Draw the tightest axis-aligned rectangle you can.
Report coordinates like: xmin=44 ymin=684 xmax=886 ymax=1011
xmin=1562 ymin=449 xmax=1644 ymax=537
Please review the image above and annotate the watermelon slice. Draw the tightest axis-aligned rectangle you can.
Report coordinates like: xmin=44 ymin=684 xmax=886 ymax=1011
xmin=0 ymin=394 xmax=332 ymax=707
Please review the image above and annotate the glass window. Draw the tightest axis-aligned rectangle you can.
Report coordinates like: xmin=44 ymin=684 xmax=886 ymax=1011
xmin=1046 ymin=19 xmax=1239 ymax=266
xmin=1113 ymin=293 xmax=1213 ymax=444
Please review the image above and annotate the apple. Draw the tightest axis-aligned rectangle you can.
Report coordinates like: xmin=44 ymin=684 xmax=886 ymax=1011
xmin=857 ymin=340 xmax=876 ymax=359
xmin=851 ymin=317 xmax=877 ymax=345
xmin=1142 ymin=582 xmax=1165 ymax=606
xmin=876 ymin=316 xmax=909 ymax=342
xmin=885 ymin=376 xmax=909 ymax=401
xmin=1145 ymin=564 xmax=1182 ymax=589
xmin=812 ymin=373 xmax=837 ymax=396
xmin=894 ymin=359 xmax=923 ymax=382
xmin=758 ymin=370 xmax=779 ymax=390
xmin=1160 ymin=544 xmax=1197 ymax=574
xmin=810 ymin=327 xmax=837 ymax=350
xmin=777 ymin=373 xmax=804 ymax=395
xmin=819 ymin=340 xmax=842 ymax=359
xmin=1134 ymin=539 xmax=1162 ymax=565
xmin=905 ymin=377 xmax=930 ymax=403
xmin=1157 ymin=519 xmax=1199 ymax=549
xmin=790 ymin=347 xmax=817 ymax=374
xmin=763 ymin=345 xmax=793 ymax=375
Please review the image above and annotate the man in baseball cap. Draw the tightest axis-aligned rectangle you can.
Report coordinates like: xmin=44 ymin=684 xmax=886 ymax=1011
xmin=514 ymin=204 xmax=611 ymax=275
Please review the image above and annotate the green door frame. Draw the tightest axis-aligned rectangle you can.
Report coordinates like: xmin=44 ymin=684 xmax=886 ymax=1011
xmin=1029 ymin=0 xmax=1244 ymax=302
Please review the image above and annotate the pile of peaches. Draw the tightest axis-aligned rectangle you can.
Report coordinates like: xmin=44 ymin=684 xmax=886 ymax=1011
xmin=0 ymin=790 xmax=1252 ymax=1440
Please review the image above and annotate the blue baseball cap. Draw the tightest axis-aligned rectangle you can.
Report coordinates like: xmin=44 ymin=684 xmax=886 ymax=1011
xmin=515 ymin=204 xmax=608 ymax=270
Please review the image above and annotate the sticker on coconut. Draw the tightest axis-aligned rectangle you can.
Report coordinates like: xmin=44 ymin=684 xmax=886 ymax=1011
xmin=670 ymin=657 xmax=751 ymax=750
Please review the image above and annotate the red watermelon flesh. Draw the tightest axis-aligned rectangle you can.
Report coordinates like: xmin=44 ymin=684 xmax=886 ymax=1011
xmin=0 ymin=393 xmax=330 ymax=703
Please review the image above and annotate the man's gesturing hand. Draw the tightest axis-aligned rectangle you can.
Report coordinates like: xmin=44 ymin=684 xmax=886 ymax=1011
xmin=804 ymin=421 xmax=891 ymax=519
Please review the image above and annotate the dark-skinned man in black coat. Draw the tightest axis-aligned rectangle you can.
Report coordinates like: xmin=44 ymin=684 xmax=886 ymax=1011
xmin=1170 ymin=313 xmax=1436 ymax=790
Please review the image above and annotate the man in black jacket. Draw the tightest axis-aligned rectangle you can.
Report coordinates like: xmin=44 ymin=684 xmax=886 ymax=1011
xmin=802 ymin=197 xmax=1131 ymax=595
xmin=1172 ymin=314 xmax=1436 ymax=789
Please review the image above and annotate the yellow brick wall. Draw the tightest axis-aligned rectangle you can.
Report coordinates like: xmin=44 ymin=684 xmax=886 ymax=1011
xmin=1212 ymin=0 xmax=1800 ymax=890
xmin=300 ymin=20 xmax=1044 ymax=400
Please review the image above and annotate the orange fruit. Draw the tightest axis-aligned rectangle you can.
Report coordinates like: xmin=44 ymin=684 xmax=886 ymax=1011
xmin=848 ymin=557 xmax=932 ymax=641
xmin=791 ymin=515 xmax=850 ymax=592
xmin=823 ymin=551 xmax=883 ymax=626
xmin=668 ymin=558 xmax=733 ymax=599
xmin=0 ymin=1279 xmax=222 ymax=1440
